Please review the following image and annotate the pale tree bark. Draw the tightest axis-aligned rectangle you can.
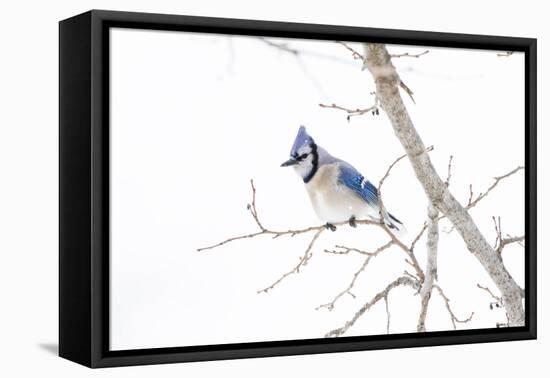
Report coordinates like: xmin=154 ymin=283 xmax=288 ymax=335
xmin=362 ymin=43 xmax=524 ymax=326
xmin=417 ymin=202 xmax=439 ymax=331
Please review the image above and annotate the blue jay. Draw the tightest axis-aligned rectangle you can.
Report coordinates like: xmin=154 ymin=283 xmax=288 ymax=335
xmin=281 ymin=126 xmax=405 ymax=233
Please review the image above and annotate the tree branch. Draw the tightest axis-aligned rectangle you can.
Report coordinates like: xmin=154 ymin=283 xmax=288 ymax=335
xmin=336 ymin=41 xmax=364 ymax=60
xmin=325 ymin=276 xmax=419 ymax=337
xmin=317 ymin=240 xmax=393 ymax=311
xmin=417 ymin=203 xmax=439 ymax=332
xmin=362 ymin=43 xmax=525 ymax=326
xmin=196 ymin=180 xmax=333 ymax=252
xmin=197 ymin=173 xmax=425 ymax=293
xmin=318 ymin=100 xmax=380 ymax=121
xmin=257 ymin=229 xmax=324 ymax=293
xmin=259 ymin=37 xmax=299 ymax=55
xmin=477 ymin=283 xmax=504 ymax=311
xmin=390 ymin=50 xmax=430 ymax=59
xmin=497 ymin=235 xmax=525 ymax=254
xmin=433 ymin=285 xmax=475 ymax=329
xmin=467 ymin=166 xmax=524 ymax=209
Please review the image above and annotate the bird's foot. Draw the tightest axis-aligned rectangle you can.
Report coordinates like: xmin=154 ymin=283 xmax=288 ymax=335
xmin=348 ymin=216 xmax=357 ymax=228
xmin=324 ymin=223 xmax=337 ymax=232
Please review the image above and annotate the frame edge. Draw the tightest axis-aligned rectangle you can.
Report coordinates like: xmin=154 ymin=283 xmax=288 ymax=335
xmin=59 ymin=11 xmax=94 ymax=368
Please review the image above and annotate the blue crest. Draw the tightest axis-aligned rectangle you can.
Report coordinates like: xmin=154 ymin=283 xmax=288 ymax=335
xmin=290 ymin=126 xmax=314 ymax=157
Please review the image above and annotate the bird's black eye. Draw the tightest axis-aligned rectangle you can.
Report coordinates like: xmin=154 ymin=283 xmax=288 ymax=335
xmin=298 ymin=153 xmax=308 ymax=160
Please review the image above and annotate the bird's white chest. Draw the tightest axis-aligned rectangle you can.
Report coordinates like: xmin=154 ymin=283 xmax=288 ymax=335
xmin=305 ymin=164 xmax=369 ymax=223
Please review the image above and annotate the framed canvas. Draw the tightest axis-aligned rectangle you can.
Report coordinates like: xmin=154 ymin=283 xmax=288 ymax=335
xmin=59 ymin=10 xmax=537 ymax=368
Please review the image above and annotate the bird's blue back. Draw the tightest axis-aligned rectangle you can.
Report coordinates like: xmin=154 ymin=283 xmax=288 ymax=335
xmin=336 ymin=162 xmax=380 ymax=206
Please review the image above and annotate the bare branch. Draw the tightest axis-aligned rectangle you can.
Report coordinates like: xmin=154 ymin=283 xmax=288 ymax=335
xmin=377 ymin=148 xmax=435 ymax=282
xmin=507 ymin=234 xmax=525 ymax=248
xmin=325 ymin=276 xmax=419 ymax=337
xmin=399 ymin=80 xmax=416 ymax=104
xmin=477 ymin=283 xmax=501 ymax=302
xmin=363 ymin=43 xmax=524 ymax=325
xmin=445 ymin=155 xmax=454 ymax=187
xmin=318 ymin=101 xmax=379 ymax=121
xmin=410 ymin=222 xmax=428 ymax=251
xmin=467 ymin=166 xmax=524 ymax=209
xmin=468 ymin=184 xmax=475 ymax=206
xmin=197 ymin=180 xmax=379 ymax=252
xmin=492 ymin=216 xmax=502 ymax=249
xmin=476 ymin=283 xmax=504 ymax=311
xmin=336 ymin=41 xmax=364 ymax=60
xmin=417 ymin=203 xmax=439 ymax=332
xmin=403 ymin=270 xmax=417 ymax=280
xmin=491 ymin=216 xmax=525 ymax=256
xmin=379 ymin=146 xmax=434 ymax=195
xmin=497 ymin=235 xmax=525 ymax=255
xmin=442 ymin=165 xmax=522 ymax=237
xmin=257 ymin=229 xmax=324 ymax=294
xmin=259 ymin=37 xmax=299 ymax=55
xmin=248 ymin=179 xmax=264 ymax=230
xmin=434 ymin=285 xmax=474 ymax=329
xmin=391 ymin=50 xmax=430 ymax=59
xmin=317 ymin=241 xmax=393 ymax=311
xmin=198 ymin=176 xmax=426 ymax=294
xmin=324 ymin=245 xmax=380 ymax=256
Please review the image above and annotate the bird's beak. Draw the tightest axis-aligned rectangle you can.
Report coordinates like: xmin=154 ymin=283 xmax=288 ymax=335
xmin=280 ymin=157 xmax=298 ymax=167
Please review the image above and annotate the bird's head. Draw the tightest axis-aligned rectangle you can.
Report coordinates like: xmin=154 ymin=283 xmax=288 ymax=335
xmin=281 ymin=126 xmax=318 ymax=182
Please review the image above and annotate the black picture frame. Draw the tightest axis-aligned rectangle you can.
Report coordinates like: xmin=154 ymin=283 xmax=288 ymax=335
xmin=59 ymin=9 xmax=537 ymax=368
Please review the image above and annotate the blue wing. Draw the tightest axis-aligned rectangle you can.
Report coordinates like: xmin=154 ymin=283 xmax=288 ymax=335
xmin=337 ymin=162 xmax=379 ymax=206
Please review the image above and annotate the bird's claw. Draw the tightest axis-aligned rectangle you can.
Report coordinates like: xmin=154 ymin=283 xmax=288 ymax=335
xmin=325 ymin=223 xmax=337 ymax=232
xmin=348 ymin=216 xmax=357 ymax=228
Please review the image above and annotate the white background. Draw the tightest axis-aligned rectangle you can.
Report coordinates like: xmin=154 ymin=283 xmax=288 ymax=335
xmin=110 ymin=29 xmax=525 ymax=350
xmin=0 ymin=0 xmax=547 ymax=376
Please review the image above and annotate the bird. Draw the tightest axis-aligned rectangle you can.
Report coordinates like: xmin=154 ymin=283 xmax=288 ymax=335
xmin=280 ymin=125 xmax=405 ymax=233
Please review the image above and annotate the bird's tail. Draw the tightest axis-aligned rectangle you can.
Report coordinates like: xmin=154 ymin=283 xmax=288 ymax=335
xmin=384 ymin=211 xmax=407 ymax=237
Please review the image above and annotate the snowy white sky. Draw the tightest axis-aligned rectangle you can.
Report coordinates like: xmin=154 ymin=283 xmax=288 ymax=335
xmin=109 ymin=28 xmax=525 ymax=351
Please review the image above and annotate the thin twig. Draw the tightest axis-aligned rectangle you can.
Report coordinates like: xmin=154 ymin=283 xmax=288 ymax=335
xmin=410 ymin=222 xmax=428 ymax=251
xmin=491 ymin=215 xmax=525 ymax=255
xmin=467 ymin=166 xmax=524 ymax=209
xmin=317 ymin=241 xmax=393 ymax=310
xmin=468 ymin=184 xmax=475 ymax=206
xmin=497 ymin=235 xmax=525 ymax=255
xmin=445 ymin=155 xmax=454 ymax=187
xmin=336 ymin=41 xmax=364 ymax=60
xmin=477 ymin=283 xmax=501 ymax=302
xmin=318 ymin=102 xmax=379 ymax=121
xmin=433 ymin=165 xmax=523 ymax=237
xmin=257 ymin=229 xmax=324 ymax=293
xmin=377 ymin=146 xmax=434 ymax=281
xmin=492 ymin=216 xmax=502 ymax=249
xmin=390 ymin=50 xmax=430 ymax=59
xmin=325 ymin=276 xmax=419 ymax=337
xmin=433 ymin=285 xmax=474 ymax=329
xmin=477 ymin=283 xmax=505 ymax=311
xmin=259 ymin=37 xmax=299 ymax=55
xmin=507 ymin=233 xmax=525 ymax=248
xmin=379 ymin=146 xmax=434 ymax=193
xmin=399 ymin=80 xmax=416 ymax=104
xmin=324 ymin=245 xmax=378 ymax=256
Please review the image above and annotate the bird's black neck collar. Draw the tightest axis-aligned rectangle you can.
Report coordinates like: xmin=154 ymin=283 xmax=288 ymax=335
xmin=303 ymin=143 xmax=318 ymax=184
